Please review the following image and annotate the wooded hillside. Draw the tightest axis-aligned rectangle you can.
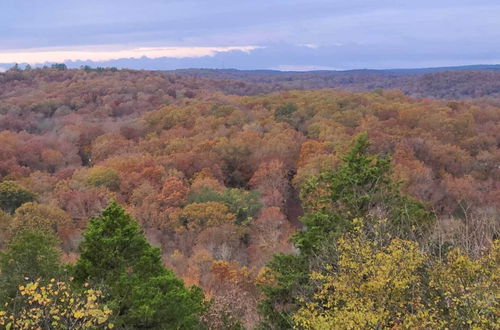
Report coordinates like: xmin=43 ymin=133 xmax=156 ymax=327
xmin=0 ymin=67 xmax=498 ymax=328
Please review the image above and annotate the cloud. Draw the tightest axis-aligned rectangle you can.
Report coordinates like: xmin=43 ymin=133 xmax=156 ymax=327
xmin=0 ymin=45 xmax=262 ymax=64
xmin=298 ymin=44 xmax=320 ymax=49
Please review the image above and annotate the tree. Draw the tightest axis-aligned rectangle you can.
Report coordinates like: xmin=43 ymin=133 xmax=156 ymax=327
xmin=295 ymin=132 xmax=431 ymax=254
xmin=0 ymin=181 xmax=36 ymax=214
xmin=175 ymin=201 xmax=236 ymax=232
xmin=51 ymin=63 xmax=68 ymax=70
xmin=248 ymin=207 xmax=292 ymax=268
xmin=426 ymin=241 xmax=499 ymax=329
xmin=0 ymin=230 xmax=62 ymax=304
xmin=9 ymin=202 xmax=72 ymax=240
xmin=73 ymin=202 xmax=206 ymax=329
xmin=274 ymin=102 xmax=298 ymax=123
xmin=0 ymin=279 xmax=113 ymax=329
xmin=90 ymin=133 xmax=131 ymax=163
xmin=258 ymin=253 xmax=309 ymax=329
xmin=250 ymin=160 xmax=288 ymax=208
xmin=294 ymin=220 xmax=427 ymax=329
xmin=188 ymin=188 xmax=262 ymax=225
xmin=55 ymin=186 xmax=112 ymax=227
xmin=160 ymin=176 xmax=189 ymax=208
xmin=86 ymin=166 xmax=121 ymax=191
xmin=292 ymin=221 xmax=499 ymax=329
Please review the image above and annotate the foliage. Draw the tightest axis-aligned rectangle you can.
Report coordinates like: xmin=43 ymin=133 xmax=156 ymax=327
xmin=73 ymin=202 xmax=206 ymax=329
xmin=292 ymin=220 xmax=499 ymax=329
xmin=0 ymin=181 xmax=36 ymax=214
xmin=0 ymin=68 xmax=499 ymax=326
xmin=175 ymin=201 xmax=236 ymax=232
xmin=201 ymin=299 xmax=246 ymax=330
xmin=0 ymin=209 xmax=11 ymax=248
xmin=258 ymin=253 xmax=309 ymax=329
xmin=51 ymin=63 xmax=68 ymax=70
xmin=426 ymin=241 xmax=500 ymax=329
xmin=188 ymin=187 xmax=262 ymax=225
xmin=9 ymin=202 xmax=71 ymax=239
xmin=0 ymin=230 xmax=62 ymax=304
xmin=258 ymin=134 xmax=433 ymax=328
xmin=0 ymin=279 xmax=113 ymax=329
xmin=250 ymin=160 xmax=288 ymax=207
xmin=295 ymin=132 xmax=432 ymax=254
xmin=86 ymin=166 xmax=120 ymax=191
xmin=274 ymin=102 xmax=298 ymax=123
xmin=160 ymin=176 xmax=189 ymax=208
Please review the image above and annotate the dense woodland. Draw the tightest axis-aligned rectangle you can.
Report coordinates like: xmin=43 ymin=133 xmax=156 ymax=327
xmin=0 ymin=66 xmax=498 ymax=329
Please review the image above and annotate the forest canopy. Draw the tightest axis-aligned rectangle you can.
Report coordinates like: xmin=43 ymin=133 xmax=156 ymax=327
xmin=0 ymin=67 xmax=498 ymax=329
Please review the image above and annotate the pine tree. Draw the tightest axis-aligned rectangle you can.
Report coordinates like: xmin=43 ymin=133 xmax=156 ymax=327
xmin=295 ymin=132 xmax=431 ymax=254
xmin=74 ymin=202 xmax=205 ymax=329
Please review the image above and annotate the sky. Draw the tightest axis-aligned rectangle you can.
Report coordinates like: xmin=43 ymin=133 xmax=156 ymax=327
xmin=0 ymin=0 xmax=499 ymax=71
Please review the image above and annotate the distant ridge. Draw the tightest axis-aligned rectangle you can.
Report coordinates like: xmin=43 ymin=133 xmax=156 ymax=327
xmin=169 ymin=66 xmax=500 ymax=99
xmin=382 ymin=64 xmax=500 ymax=74
xmin=173 ymin=64 xmax=500 ymax=75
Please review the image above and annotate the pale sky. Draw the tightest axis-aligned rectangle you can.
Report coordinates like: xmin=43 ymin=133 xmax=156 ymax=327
xmin=0 ymin=0 xmax=499 ymax=70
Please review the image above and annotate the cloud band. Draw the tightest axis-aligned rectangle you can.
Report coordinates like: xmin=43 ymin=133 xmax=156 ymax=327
xmin=0 ymin=45 xmax=261 ymax=64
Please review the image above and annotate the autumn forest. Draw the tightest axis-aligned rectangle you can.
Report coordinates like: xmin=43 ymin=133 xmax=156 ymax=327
xmin=0 ymin=66 xmax=498 ymax=329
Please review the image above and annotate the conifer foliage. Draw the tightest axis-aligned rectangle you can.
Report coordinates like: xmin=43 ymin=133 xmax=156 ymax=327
xmin=295 ymin=132 xmax=431 ymax=254
xmin=74 ymin=202 xmax=206 ymax=329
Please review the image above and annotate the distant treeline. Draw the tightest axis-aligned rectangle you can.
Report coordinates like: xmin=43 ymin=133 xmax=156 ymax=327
xmin=172 ymin=67 xmax=500 ymax=99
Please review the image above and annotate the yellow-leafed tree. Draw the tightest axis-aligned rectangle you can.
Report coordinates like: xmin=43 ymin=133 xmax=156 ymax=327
xmin=293 ymin=220 xmax=499 ymax=329
xmin=0 ymin=279 xmax=113 ymax=329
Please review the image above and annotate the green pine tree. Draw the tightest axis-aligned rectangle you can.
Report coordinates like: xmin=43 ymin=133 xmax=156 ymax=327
xmin=73 ymin=202 xmax=206 ymax=329
xmin=295 ymin=132 xmax=431 ymax=254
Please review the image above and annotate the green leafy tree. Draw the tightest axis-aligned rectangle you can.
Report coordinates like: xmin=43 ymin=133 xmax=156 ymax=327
xmin=189 ymin=187 xmax=262 ymax=225
xmin=0 ymin=230 xmax=62 ymax=304
xmin=73 ymin=202 xmax=206 ymax=329
xmin=274 ymin=102 xmax=298 ymax=123
xmin=0 ymin=181 xmax=36 ymax=214
xmin=9 ymin=202 xmax=71 ymax=239
xmin=86 ymin=166 xmax=121 ymax=191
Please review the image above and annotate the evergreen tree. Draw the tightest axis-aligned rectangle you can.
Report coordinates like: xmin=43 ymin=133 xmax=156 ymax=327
xmin=295 ymin=132 xmax=431 ymax=254
xmin=73 ymin=202 xmax=205 ymax=329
